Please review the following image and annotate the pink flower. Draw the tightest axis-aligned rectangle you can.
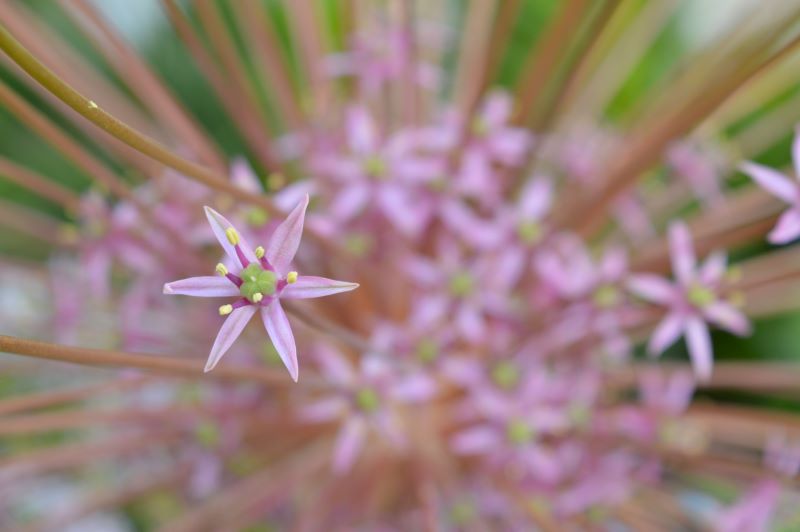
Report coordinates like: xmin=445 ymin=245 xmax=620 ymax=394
xmin=163 ymin=196 xmax=358 ymax=381
xmin=714 ymin=480 xmax=780 ymax=532
xmin=628 ymin=222 xmax=750 ymax=380
xmin=740 ymin=126 xmax=800 ymax=244
xmin=299 ymin=345 xmax=436 ymax=474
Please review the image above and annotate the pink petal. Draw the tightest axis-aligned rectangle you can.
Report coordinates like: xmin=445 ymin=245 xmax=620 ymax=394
xmin=313 ymin=344 xmax=356 ymax=386
xmin=281 ymin=276 xmax=359 ymax=299
xmin=699 ymin=251 xmax=727 ymax=285
xmin=768 ymin=208 xmax=800 ymax=244
xmin=389 ymin=373 xmax=437 ymax=403
xmin=481 ymin=91 xmax=512 ymax=128
xmin=627 ymin=275 xmax=675 ymax=304
xmin=685 ymin=317 xmax=713 ymax=381
xmin=261 ymin=301 xmax=299 ymax=382
xmin=266 ymin=194 xmax=309 ymax=274
xmin=299 ymin=397 xmax=348 ymax=422
xmin=333 ymin=417 xmax=367 ymax=474
xmin=518 ymin=177 xmax=553 ymax=220
xmin=346 ymin=107 xmax=378 ymax=155
xmin=451 ymin=425 xmax=500 ymax=454
xmin=205 ymin=305 xmax=257 ymax=372
xmin=600 ymin=247 xmax=628 ymax=280
xmin=204 ymin=206 xmax=258 ymax=265
xmin=668 ymin=221 xmax=696 ymax=284
xmin=229 ymin=157 xmax=262 ymax=193
xmin=330 ymin=183 xmax=370 ymax=221
xmin=703 ymin=301 xmax=751 ymax=336
xmin=648 ymin=313 xmax=685 ymax=356
xmin=163 ymin=276 xmax=239 ymax=298
xmin=740 ymin=161 xmax=796 ymax=203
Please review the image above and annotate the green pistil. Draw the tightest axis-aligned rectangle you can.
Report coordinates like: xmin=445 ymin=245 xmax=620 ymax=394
xmin=592 ymin=284 xmax=620 ymax=308
xmin=194 ymin=420 xmax=220 ymax=449
xmin=355 ymin=388 xmax=380 ymax=413
xmin=428 ymin=177 xmax=448 ymax=192
xmin=506 ymin=419 xmax=535 ymax=445
xmin=416 ymin=338 xmax=439 ymax=363
xmin=239 ymin=263 xmax=277 ymax=302
xmin=517 ymin=220 xmax=542 ymax=245
xmin=449 ymin=271 xmax=475 ymax=297
xmin=363 ymin=155 xmax=387 ymax=179
xmin=450 ymin=500 xmax=476 ymax=525
xmin=491 ymin=361 xmax=520 ymax=390
xmin=687 ymin=283 xmax=715 ymax=308
xmin=344 ymin=233 xmax=372 ymax=257
xmin=245 ymin=207 xmax=269 ymax=227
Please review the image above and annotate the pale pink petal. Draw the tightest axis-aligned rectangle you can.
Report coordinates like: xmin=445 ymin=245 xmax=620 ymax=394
xmin=668 ymin=221 xmax=696 ymax=284
xmin=261 ymin=302 xmax=299 ymax=382
xmin=299 ymin=397 xmax=348 ymax=422
xmin=518 ymin=177 xmax=552 ymax=220
xmin=451 ymin=425 xmax=500 ymax=455
xmin=330 ymin=183 xmax=370 ymax=221
xmin=699 ymin=251 xmax=727 ymax=285
xmin=627 ymin=275 xmax=675 ymax=304
xmin=204 ymin=206 xmax=258 ymax=265
xmin=347 ymin=107 xmax=378 ymax=155
xmin=266 ymin=194 xmax=309 ymax=274
xmin=389 ymin=373 xmax=437 ymax=403
xmin=229 ymin=157 xmax=262 ymax=193
xmin=600 ymin=247 xmax=628 ymax=280
xmin=647 ymin=313 xmax=685 ymax=356
xmin=488 ymin=129 xmax=531 ymax=166
xmin=205 ymin=305 xmax=257 ymax=372
xmin=768 ymin=208 xmax=800 ymax=244
xmin=685 ymin=317 xmax=713 ymax=381
xmin=703 ymin=301 xmax=751 ymax=336
xmin=740 ymin=161 xmax=796 ymax=203
xmin=333 ymin=417 xmax=368 ymax=474
xmin=313 ymin=344 xmax=356 ymax=386
xmin=481 ymin=91 xmax=512 ymax=128
xmin=281 ymin=276 xmax=358 ymax=299
xmin=163 ymin=276 xmax=240 ymax=298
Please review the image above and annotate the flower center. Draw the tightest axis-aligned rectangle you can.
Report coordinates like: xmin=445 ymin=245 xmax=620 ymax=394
xmin=517 ymin=220 xmax=542 ymax=245
xmin=448 ymin=271 xmax=475 ymax=297
xmin=491 ymin=361 xmax=520 ymax=390
xmin=415 ymin=338 xmax=439 ymax=363
xmin=239 ymin=263 xmax=277 ymax=303
xmin=355 ymin=388 xmax=380 ymax=412
xmin=362 ymin=155 xmax=387 ymax=179
xmin=449 ymin=500 xmax=476 ymax=525
xmin=592 ymin=284 xmax=621 ymax=308
xmin=506 ymin=419 xmax=535 ymax=445
xmin=687 ymin=283 xmax=714 ymax=308
xmin=244 ymin=207 xmax=269 ymax=227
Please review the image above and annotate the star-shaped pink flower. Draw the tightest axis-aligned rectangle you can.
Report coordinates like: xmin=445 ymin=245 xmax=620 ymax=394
xmin=163 ymin=195 xmax=359 ymax=381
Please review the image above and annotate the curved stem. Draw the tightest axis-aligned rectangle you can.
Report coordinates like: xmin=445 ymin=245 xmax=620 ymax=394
xmin=0 ymin=335 xmax=323 ymax=387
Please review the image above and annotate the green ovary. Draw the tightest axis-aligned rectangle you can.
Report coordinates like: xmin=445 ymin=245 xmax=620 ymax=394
xmin=517 ymin=220 xmax=542 ymax=245
xmin=449 ymin=271 xmax=475 ymax=297
xmin=687 ymin=283 xmax=714 ymax=308
xmin=491 ymin=361 xmax=520 ymax=390
xmin=239 ymin=263 xmax=277 ymax=302
xmin=593 ymin=284 xmax=621 ymax=308
xmin=506 ymin=419 xmax=535 ymax=445
xmin=355 ymin=388 xmax=380 ymax=413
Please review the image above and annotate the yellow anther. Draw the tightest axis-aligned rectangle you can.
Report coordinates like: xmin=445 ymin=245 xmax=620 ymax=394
xmin=219 ymin=304 xmax=233 ymax=316
xmin=252 ymin=292 xmax=264 ymax=303
xmin=225 ymin=227 xmax=239 ymax=246
xmin=286 ymin=271 xmax=298 ymax=284
xmin=215 ymin=263 xmax=228 ymax=276
xmin=254 ymin=246 xmax=265 ymax=259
